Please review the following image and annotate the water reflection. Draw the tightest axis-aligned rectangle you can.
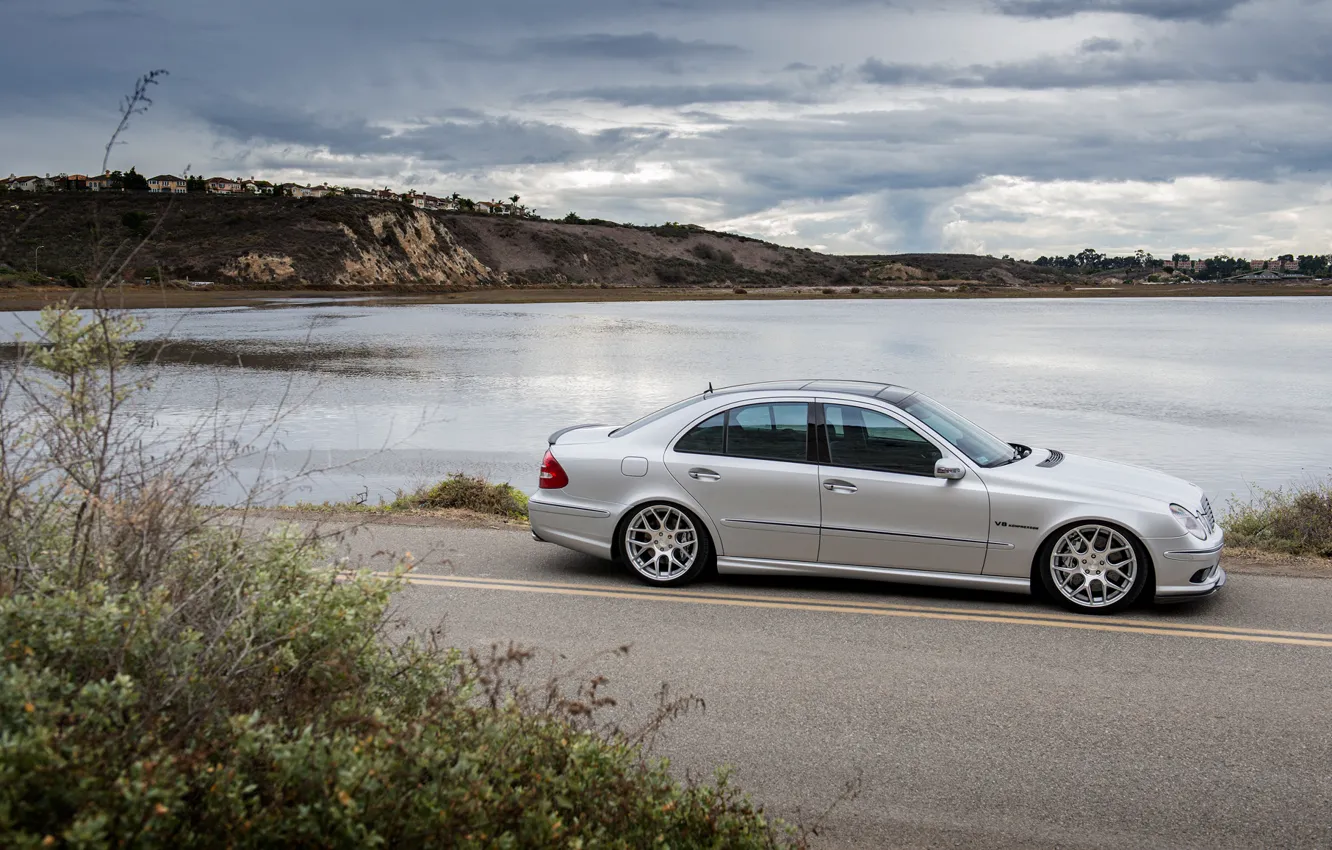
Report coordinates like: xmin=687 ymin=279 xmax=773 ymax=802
xmin=0 ymin=296 xmax=1328 ymax=506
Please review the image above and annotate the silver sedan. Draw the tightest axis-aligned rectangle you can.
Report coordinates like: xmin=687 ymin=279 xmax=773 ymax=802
xmin=528 ymin=381 xmax=1226 ymax=614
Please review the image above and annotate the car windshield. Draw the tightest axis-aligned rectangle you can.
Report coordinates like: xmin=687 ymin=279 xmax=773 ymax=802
xmin=895 ymin=393 xmax=1016 ymax=467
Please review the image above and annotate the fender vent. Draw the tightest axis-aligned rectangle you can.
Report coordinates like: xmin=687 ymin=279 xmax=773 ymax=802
xmin=1036 ymin=449 xmax=1065 ymax=468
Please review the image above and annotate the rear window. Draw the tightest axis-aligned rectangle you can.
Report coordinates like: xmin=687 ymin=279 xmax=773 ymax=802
xmin=610 ymin=395 xmax=703 ymax=438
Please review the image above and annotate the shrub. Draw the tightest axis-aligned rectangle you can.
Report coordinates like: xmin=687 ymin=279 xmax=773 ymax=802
xmin=0 ymin=306 xmax=798 ymax=848
xmin=821 ymin=287 xmax=835 ymax=295
xmin=850 ymin=286 xmax=861 ymax=294
xmin=121 ymin=210 xmax=152 ymax=238
xmin=393 ymin=473 xmax=529 ymax=518
xmin=1225 ymin=480 xmax=1332 ymax=557
xmin=733 ymin=287 xmax=748 ymax=294
xmin=691 ymin=243 xmax=735 ymax=264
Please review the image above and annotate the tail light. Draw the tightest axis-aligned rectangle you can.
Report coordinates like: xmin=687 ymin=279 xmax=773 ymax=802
xmin=539 ymin=450 xmax=569 ymax=489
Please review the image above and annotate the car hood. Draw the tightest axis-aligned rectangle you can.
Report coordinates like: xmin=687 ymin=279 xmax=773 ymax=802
xmin=988 ymin=449 xmax=1205 ymax=509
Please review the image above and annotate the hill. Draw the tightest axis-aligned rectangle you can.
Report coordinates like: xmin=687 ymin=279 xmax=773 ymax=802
xmin=0 ymin=194 xmax=864 ymax=291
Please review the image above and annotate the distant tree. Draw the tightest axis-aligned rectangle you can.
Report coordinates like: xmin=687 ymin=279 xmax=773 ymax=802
xmin=1193 ymin=256 xmax=1249 ymax=280
xmin=564 ymin=212 xmax=584 ymax=224
xmin=1278 ymin=253 xmax=1294 ymax=263
xmin=123 ymin=167 xmax=149 ymax=192
xmin=1298 ymin=254 xmax=1330 ymax=276
xmin=1075 ymin=248 xmax=1104 ymax=269
xmin=186 ymin=176 xmax=207 ymax=193
xmin=1171 ymin=253 xmax=1190 ymax=263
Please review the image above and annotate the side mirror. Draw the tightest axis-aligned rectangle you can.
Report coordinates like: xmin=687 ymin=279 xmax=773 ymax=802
xmin=935 ymin=459 xmax=966 ymax=481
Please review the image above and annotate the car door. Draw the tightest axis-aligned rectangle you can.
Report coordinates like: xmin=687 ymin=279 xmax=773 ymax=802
xmin=817 ymin=402 xmax=991 ymax=574
xmin=664 ymin=401 xmax=822 ymax=562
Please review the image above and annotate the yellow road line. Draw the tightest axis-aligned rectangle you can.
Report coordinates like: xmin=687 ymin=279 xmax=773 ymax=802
xmin=382 ymin=573 xmax=1332 ymax=649
xmin=381 ymin=572 xmax=1332 ymax=642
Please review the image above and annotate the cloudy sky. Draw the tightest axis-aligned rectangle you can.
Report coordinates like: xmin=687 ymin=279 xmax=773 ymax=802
xmin=4 ymin=0 xmax=1331 ymax=257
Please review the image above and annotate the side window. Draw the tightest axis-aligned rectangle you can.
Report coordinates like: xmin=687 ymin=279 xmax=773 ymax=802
xmin=725 ymin=403 xmax=808 ymax=462
xmin=823 ymin=404 xmax=941 ymax=476
xmin=675 ymin=412 xmax=724 ymax=455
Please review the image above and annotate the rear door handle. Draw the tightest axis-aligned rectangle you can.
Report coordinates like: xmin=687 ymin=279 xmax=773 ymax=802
xmin=823 ymin=479 xmax=858 ymax=493
xmin=689 ymin=468 xmax=721 ymax=481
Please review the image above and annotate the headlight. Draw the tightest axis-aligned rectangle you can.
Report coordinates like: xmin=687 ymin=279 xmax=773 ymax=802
xmin=1170 ymin=504 xmax=1208 ymax=540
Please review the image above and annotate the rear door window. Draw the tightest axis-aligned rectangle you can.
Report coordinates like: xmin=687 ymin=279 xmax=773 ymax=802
xmin=725 ymin=403 xmax=808 ymax=462
xmin=674 ymin=403 xmax=810 ymax=462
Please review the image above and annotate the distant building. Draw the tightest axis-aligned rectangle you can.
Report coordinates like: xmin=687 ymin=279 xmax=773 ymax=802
xmin=59 ymin=173 xmax=89 ymax=191
xmin=1225 ymin=269 xmax=1310 ymax=282
xmin=345 ymin=188 xmax=375 ymax=201
xmin=206 ymin=177 xmax=243 ymax=194
xmin=9 ymin=176 xmax=44 ymax=192
xmin=88 ymin=172 xmax=120 ymax=192
xmin=148 ymin=175 xmax=187 ymax=194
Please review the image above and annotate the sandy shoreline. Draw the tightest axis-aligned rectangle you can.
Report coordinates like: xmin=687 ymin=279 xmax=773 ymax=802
xmin=0 ymin=281 xmax=1328 ymax=311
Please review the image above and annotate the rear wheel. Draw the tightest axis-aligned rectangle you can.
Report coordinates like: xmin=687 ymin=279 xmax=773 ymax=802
xmin=1039 ymin=522 xmax=1149 ymax=614
xmin=620 ymin=503 xmax=711 ymax=587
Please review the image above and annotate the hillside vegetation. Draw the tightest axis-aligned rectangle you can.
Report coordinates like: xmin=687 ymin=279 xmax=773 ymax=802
xmin=0 ymin=194 xmax=862 ymax=290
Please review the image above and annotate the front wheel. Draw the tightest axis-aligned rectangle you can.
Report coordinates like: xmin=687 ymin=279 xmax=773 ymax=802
xmin=1038 ymin=523 xmax=1149 ymax=614
xmin=619 ymin=503 xmax=711 ymax=587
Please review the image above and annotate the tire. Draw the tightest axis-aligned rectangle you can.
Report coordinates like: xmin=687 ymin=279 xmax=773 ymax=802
xmin=617 ymin=503 xmax=712 ymax=587
xmin=1037 ymin=521 xmax=1150 ymax=615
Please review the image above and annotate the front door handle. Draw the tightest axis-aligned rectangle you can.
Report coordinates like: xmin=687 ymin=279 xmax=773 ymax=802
xmin=823 ymin=479 xmax=858 ymax=493
xmin=689 ymin=468 xmax=721 ymax=481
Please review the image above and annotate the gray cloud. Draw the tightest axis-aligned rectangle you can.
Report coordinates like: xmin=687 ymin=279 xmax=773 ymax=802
xmin=860 ymin=38 xmax=1332 ymax=89
xmin=518 ymin=32 xmax=745 ymax=61
xmin=994 ymin=0 xmax=1252 ymax=22
xmin=1079 ymin=36 xmax=1123 ymax=52
xmin=197 ymin=100 xmax=667 ymax=169
xmin=530 ymin=82 xmax=804 ymax=106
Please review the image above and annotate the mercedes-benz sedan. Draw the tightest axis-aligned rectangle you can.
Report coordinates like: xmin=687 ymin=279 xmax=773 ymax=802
xmin=528 ymin=381 xmax=1225 ymax=614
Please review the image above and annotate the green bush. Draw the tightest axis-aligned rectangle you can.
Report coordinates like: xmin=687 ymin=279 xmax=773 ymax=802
xmin=0 ymin=306 xmax=797 ymax=848
xmin=393 ymin=473 xmax=529 ymax=518
xmin=1225 ymin=479 xmax=1332 ymax=557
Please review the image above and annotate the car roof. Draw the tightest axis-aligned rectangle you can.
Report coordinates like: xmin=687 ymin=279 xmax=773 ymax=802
xmin=706 ymin=379 xmax=916 ymax=404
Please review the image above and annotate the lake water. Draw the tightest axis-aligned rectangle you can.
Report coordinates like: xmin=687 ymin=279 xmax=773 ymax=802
xmin=3 ymin=296 xmax=1329 ymax=508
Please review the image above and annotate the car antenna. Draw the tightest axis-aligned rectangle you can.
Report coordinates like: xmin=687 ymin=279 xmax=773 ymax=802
xmin=706 ymin=381 xmax=714 ymax=395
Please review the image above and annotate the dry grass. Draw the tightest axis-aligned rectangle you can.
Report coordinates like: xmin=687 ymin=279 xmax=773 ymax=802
xmin=1224 ymin=479 xmax=1332 ymax=559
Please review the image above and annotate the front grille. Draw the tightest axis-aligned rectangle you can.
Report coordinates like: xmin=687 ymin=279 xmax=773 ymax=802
xmin=1199 ymin=495 xmax=1216 ymax=534
xmin=1036 ymin=449 xmax=1064 ymax=468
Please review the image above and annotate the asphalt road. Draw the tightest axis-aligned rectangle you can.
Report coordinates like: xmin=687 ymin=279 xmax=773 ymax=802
xmin=284 ymin=515 xmax=1332 ymax=849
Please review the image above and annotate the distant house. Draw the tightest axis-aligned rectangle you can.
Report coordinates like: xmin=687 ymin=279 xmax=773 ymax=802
xmin=9 ymin=176 xmax=43 ymax=192
xmin=345 ymin=188 xmax=374 ymax=201
xmin=88 ymin=172 xmax=120 ymax=192
xmin=60 ymin=174 xmax=89 ymax=191
xmin=206 ymin=177 xmax=243 ymax=194
xmin=373 ymin=189 xmax=397 ymax=201
xmin=244 ymin=180 xmax=274 ymax=194
xmin=148 ymin=175 xmax=187 ymax=194
xmin=286 ymin=184 xmax=332 ymax=198
xmin=476 ymin=201 xmax=502 ymax=214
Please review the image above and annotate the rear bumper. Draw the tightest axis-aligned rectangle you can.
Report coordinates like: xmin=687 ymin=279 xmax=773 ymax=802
xmin=527 ymin=493 xmax=617 ymax=560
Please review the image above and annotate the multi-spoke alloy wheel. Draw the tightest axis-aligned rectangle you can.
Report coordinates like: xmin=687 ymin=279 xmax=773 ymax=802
xmin=622 ymin=504 xmax=708 ymax=585
xmin=1046 ymin=524 xmax=1143 ymax=612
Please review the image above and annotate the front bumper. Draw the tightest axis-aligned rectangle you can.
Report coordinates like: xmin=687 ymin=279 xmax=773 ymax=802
xmin=1149 ymin=526 xmax=1227 ymax=603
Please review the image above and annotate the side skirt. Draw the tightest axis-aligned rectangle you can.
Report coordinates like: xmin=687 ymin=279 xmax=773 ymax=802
xmin=716 ymin=556 xmax=1033 ymax=595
